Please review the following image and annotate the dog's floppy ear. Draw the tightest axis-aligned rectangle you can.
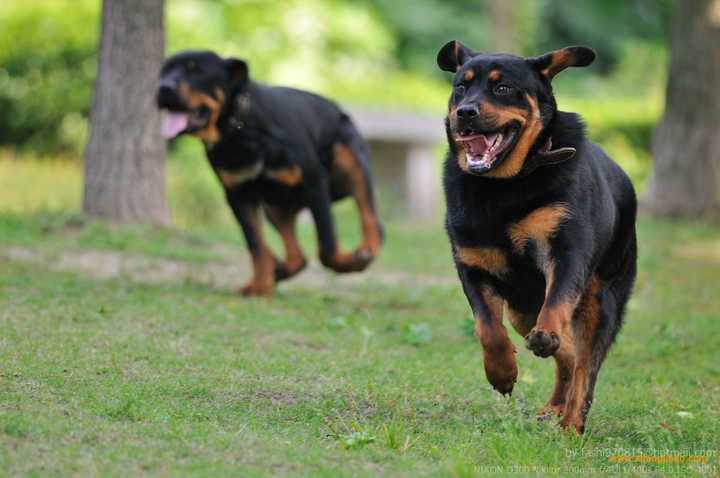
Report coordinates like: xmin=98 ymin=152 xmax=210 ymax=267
xmin=437 ymin=40 xmax=475 ymax=73
xmin=225 ymin=58 xmax=248 ymax=84
xmin=527 ymin=46 xmax=595 ymax=80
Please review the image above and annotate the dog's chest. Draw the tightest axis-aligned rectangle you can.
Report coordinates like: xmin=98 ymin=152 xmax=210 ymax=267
xmin=207 ymin=133 xmax=304 ymax=192
xmin=449 ymin=200 xmax=571 ymax=285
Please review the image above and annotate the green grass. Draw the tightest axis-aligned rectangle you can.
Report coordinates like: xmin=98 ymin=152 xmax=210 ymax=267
xmin=1 ymin=211 xmax=719 ymax=477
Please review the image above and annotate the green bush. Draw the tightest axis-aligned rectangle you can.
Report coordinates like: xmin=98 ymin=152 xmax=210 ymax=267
xmin=0 ymin=1 xmax=99 ymax=153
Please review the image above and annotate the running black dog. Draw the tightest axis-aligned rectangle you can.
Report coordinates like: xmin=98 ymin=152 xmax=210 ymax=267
xmin=157 ymin=51 xmax=382 ymax=296
xmin=437 ymin=41 xmax=637 ymax=433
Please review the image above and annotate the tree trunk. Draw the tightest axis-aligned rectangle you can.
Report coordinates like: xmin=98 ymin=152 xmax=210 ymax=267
xmin=83 ymin=0 xmax=169 ymax=224
xmin=643 ymin=0 xmax=720 ymax=221
xmin=488 ymin=0 xmax=515 ymax=53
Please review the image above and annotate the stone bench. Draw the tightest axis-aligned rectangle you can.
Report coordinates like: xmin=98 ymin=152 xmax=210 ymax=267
xmin=349 ymin=109 xmax=445 ymax=220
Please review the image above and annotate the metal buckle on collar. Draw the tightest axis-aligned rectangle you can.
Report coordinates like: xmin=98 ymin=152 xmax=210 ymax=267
xmin=228 ymin=93 xmax=250 ymax=130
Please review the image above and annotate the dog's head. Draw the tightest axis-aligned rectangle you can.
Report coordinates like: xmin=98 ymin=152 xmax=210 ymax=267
xmin=437 ymin=41 xmax=594 ymax=178
xmin=157 ymin=50 xmax=248 ymax=142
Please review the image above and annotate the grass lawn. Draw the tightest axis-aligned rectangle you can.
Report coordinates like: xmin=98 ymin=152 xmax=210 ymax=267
xmin=1 ymin=209 xmax=719 ymax=477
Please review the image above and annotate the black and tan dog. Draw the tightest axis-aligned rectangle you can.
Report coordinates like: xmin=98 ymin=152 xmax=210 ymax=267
xmin=157 ymin=52 xmax=382 ymax=295
xmin=157 ymin=51 xmax=382 ymax=296
xmin=437 ymin=41 xmax=637 ymax=433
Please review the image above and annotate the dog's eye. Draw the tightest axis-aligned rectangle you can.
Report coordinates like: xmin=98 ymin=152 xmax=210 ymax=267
xmin=455 ymin=84 xmax=466 ymax=96
xmin=494 ymin=84 xmax=512 ymax=96
xmin=185 ymin=61 xmax=197 ymax=72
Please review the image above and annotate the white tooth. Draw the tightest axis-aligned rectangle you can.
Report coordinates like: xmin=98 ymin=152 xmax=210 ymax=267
xmin=491 ymin=134 xmax=502 ymax=151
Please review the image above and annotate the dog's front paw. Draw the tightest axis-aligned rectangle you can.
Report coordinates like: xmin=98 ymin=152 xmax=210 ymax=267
xmin=483 ymin=347 xmax=518 ymax=396
xmin=485 ymin=363 xmax=518 ymax=396
xmin=524 ymin=328 xmax=559 ymax=357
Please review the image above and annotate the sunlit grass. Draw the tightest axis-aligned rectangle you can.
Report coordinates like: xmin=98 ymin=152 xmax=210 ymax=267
xmin=0 ymin=149 xmax=81 ymax=213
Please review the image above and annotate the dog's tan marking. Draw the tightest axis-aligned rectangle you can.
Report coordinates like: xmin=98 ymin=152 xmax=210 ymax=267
xmin=541 ymin=331 xmax=576 ymax=419
xmin=264 ymin=205 xmax=306 ymax=279
xmin=264 ymin=166 xmax=303 ymax=186
xmin=238 ymin=206 xmax=275 ymax=297
xmin=542 ymin=50 xmax=572 ymax=78
xmin=505 ymin=306 xmax=535 ymax=336
xmin=508 ymin=203 xmax=571 ymax=253
xmin=559 ymin=275 xmax=601 ymax=433
xmin=464 ymin=69 xmax=474 ymax=81
xmin=178 ymin=82 xmax=224 ymax=145
xmin=453 ymin=42 xmax=462 ymax=72
xmin=455 ymin=148 xmax=469 ymax=172
xmin=456 ymin=247 xmax=509 ymax=275
xmin=474 ymin=288 xmax=517 ymax=395
xmin=485 ymin=94 xmax=542 ymax=178
xmin=451 ymin=96 xmax=541 ymax=177
xmin=488 ymin=69 xmax=501 ymax=81
xmin=333 ymin=144 xmax=382 ymax=256
xmin=217 ymin=162 xmax=263 ymax=188
xmin=214 ymin=87 xmax=225 ymax=105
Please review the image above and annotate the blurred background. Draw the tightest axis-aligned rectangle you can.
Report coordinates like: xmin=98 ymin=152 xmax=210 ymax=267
xmin=0 ymin=0 xmax=676 ymax=234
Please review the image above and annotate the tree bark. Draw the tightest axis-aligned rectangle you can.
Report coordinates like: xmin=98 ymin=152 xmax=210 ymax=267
xmin=488 ymin=0 xmax=515 ymax=53
xmin=643 ymin=0 xmax=720 ymax=221
xmin=83 ymin=0 xmax=169 ymax=224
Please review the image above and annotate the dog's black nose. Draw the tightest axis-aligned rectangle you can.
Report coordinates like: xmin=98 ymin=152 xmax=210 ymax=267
xmin=158 ymin=85 xmax=174 ymax=98
xmin=456 ymin=104 xmax=479 ymax=119
xmin=156 ymin=82 xmax=182 ymax=109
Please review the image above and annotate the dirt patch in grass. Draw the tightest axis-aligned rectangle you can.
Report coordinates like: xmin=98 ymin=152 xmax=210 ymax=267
xmin=1 ymin=245 xmax=455 ymax=292
xmin=673 ymin=239 xmax=720 ymax=265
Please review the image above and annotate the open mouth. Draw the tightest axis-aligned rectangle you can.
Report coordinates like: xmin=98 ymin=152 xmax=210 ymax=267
xmin=455 ymin=124 xmax=519 ymax=174
xmin=160 ymin=107 xmax=210 ymax=139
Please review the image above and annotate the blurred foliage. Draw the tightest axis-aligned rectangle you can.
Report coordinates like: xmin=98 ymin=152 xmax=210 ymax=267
xmin=539 ymin=0 xmax=673 ymax=72
xmin=0 ymin=2 xmax=99 ymax=153
xmin=357 ymin=0 xmax=672 ymax=73
xmin=358 ymin=0 xmax=541 ymax=72
xmin=0 ymin=0 xmax=671 ymax=158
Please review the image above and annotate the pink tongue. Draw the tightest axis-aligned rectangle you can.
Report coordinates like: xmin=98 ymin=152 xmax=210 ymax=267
xmin=161 ymin=112 xmax=189 ymax=139
xmin=465 ymin=133 xmax=499 ymax=156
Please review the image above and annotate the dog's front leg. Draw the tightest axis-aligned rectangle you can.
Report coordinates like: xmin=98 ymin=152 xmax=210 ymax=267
xmin=227 ymin=196 xmax=275 ymax=297
xmin=524 ymin=251 xmax=585 ymax=358
xmin=457 ymin=267 xmax=517 ymax=395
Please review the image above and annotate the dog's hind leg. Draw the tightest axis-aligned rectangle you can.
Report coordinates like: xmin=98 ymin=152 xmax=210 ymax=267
xmin=308 ymin=181 xmax=371 ymax=273
xmin=332 ymin=118 xmax=383 ymax=264
xmin=563 ymin=241 xmax=636 ymax=432
xmin=507 ymin=305 xmax=573 ymax=418
xmin=552 ymin=275 xmax=600 ymax=433
xmin=541 ymin=334 xmax=575 ymax=418
xmin=263 ymin=205 xmax=307 ymax=281
xmin=561 ymin=228 xmax=636 ymax=433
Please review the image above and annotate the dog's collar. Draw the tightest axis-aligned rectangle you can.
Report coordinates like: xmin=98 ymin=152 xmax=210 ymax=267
xmin=516 ymin=138 xmax=576 ymax=178
xmin=226 ymin=92 xmax=251 ymax=131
